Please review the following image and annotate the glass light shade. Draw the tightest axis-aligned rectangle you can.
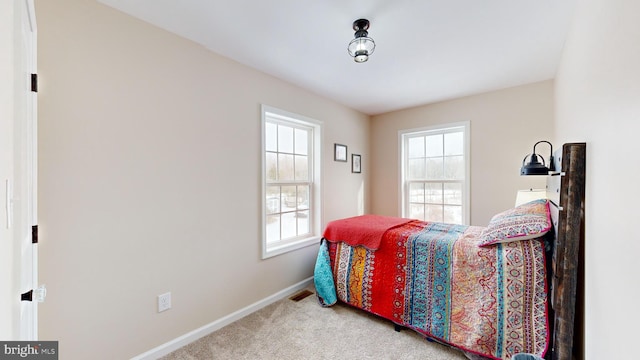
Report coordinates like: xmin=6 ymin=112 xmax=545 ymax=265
xmin=348 ymin=37 xmax=375 ymax=63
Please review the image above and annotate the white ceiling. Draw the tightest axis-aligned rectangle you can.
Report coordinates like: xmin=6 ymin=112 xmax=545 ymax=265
xmin=96 ymin=0 xmax=577 ymax=115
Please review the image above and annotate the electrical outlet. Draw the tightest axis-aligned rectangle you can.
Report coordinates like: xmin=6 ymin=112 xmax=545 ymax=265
xmin=158 ymin=292 xmax=171 ymax=313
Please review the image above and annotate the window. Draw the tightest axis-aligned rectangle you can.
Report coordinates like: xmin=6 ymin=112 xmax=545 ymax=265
xmin=399 ymin=122 xmax=469 ymax=225
xmin=262 ymin=105 xmax=322 ymax=258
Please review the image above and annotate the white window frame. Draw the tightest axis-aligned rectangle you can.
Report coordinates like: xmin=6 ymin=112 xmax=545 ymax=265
xmin=261 ymin=105 xmax=322 ymax=259
xmin=398 ymin=121 xmax=470 ymax=225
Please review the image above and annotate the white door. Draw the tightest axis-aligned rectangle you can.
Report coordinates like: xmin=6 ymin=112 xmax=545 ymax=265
xmin=0 ymin=0 xmax=16 ymax=340
xmin=16 ymin=0 xmax=39 ymax=340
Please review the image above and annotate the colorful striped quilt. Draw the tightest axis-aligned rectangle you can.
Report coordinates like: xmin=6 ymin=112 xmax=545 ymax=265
xmin=317 ymin=217 xmax=548 ymax=360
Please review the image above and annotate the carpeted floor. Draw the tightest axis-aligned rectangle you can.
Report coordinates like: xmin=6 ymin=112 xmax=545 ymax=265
xmin=160 ymin=287 xmax=471 ymax=360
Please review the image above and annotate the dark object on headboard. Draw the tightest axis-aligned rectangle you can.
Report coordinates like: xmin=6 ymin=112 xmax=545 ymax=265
xmin=521 ymin=140 xmax=556 ymax=175
xmin=545 ymin=143 xmax=586 ymax=360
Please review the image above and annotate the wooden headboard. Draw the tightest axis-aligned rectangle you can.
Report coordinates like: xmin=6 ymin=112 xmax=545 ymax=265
xmin=545 ymin=143 xmax=586 ymax=360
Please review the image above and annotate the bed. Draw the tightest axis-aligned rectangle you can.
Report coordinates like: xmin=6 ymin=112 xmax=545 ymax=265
xmin=314 ymin=143 xmax=585 ymax=360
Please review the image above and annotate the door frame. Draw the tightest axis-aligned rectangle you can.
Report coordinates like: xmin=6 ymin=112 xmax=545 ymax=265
xmin=17 ymin=0 xmax=39 ymax=340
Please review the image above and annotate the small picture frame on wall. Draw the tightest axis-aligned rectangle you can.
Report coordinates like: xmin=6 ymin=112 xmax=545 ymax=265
xmin=352 ymin=154 xmax=361 ymax=173
xmin=334 ymin=143 xmax=347 ymax=162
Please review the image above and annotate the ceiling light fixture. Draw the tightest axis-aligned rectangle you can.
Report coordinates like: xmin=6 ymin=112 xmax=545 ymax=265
xmin=348 ymin=19 xmax=375 ymax=63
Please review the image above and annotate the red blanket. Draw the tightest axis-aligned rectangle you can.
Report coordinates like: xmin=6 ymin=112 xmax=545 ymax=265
xmin=322 ymin=215 xmax=414 ymax=250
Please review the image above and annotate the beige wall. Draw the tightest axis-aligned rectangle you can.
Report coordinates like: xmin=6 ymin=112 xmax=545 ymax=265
xmin=555 ymin=0 xmax=640 ymax=358
xmin=370 ymin=81 xmax=554 ymax=226
xmin=36 ymin=0 xmax=369 ymax=358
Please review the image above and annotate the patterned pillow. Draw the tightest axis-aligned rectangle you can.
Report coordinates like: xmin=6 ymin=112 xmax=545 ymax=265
xmin=479 ymin=199 xmax=551 ymax=246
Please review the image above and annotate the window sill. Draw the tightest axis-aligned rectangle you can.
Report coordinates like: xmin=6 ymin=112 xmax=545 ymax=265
xmin=262 ymin=235 xmax=320 ymax=259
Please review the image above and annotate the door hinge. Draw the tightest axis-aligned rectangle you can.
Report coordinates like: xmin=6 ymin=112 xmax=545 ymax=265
xmin=21 ymin=290 xmax=33 ymax=301
xmin=21 ymin=285 xmax=46 ymax=302
xmin=31 ymin=73 xmax=38 ymax=92
xmin=32 ymin=224 xmax=38 ymax=244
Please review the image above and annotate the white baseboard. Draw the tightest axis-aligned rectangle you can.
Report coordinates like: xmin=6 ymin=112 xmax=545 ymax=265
xmin=131 ymin=277 xmax=314 ymax=360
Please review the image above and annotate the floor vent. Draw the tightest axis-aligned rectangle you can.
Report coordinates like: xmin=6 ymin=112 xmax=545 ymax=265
xmin=289 ymin=289 xmax=314 ymax=302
